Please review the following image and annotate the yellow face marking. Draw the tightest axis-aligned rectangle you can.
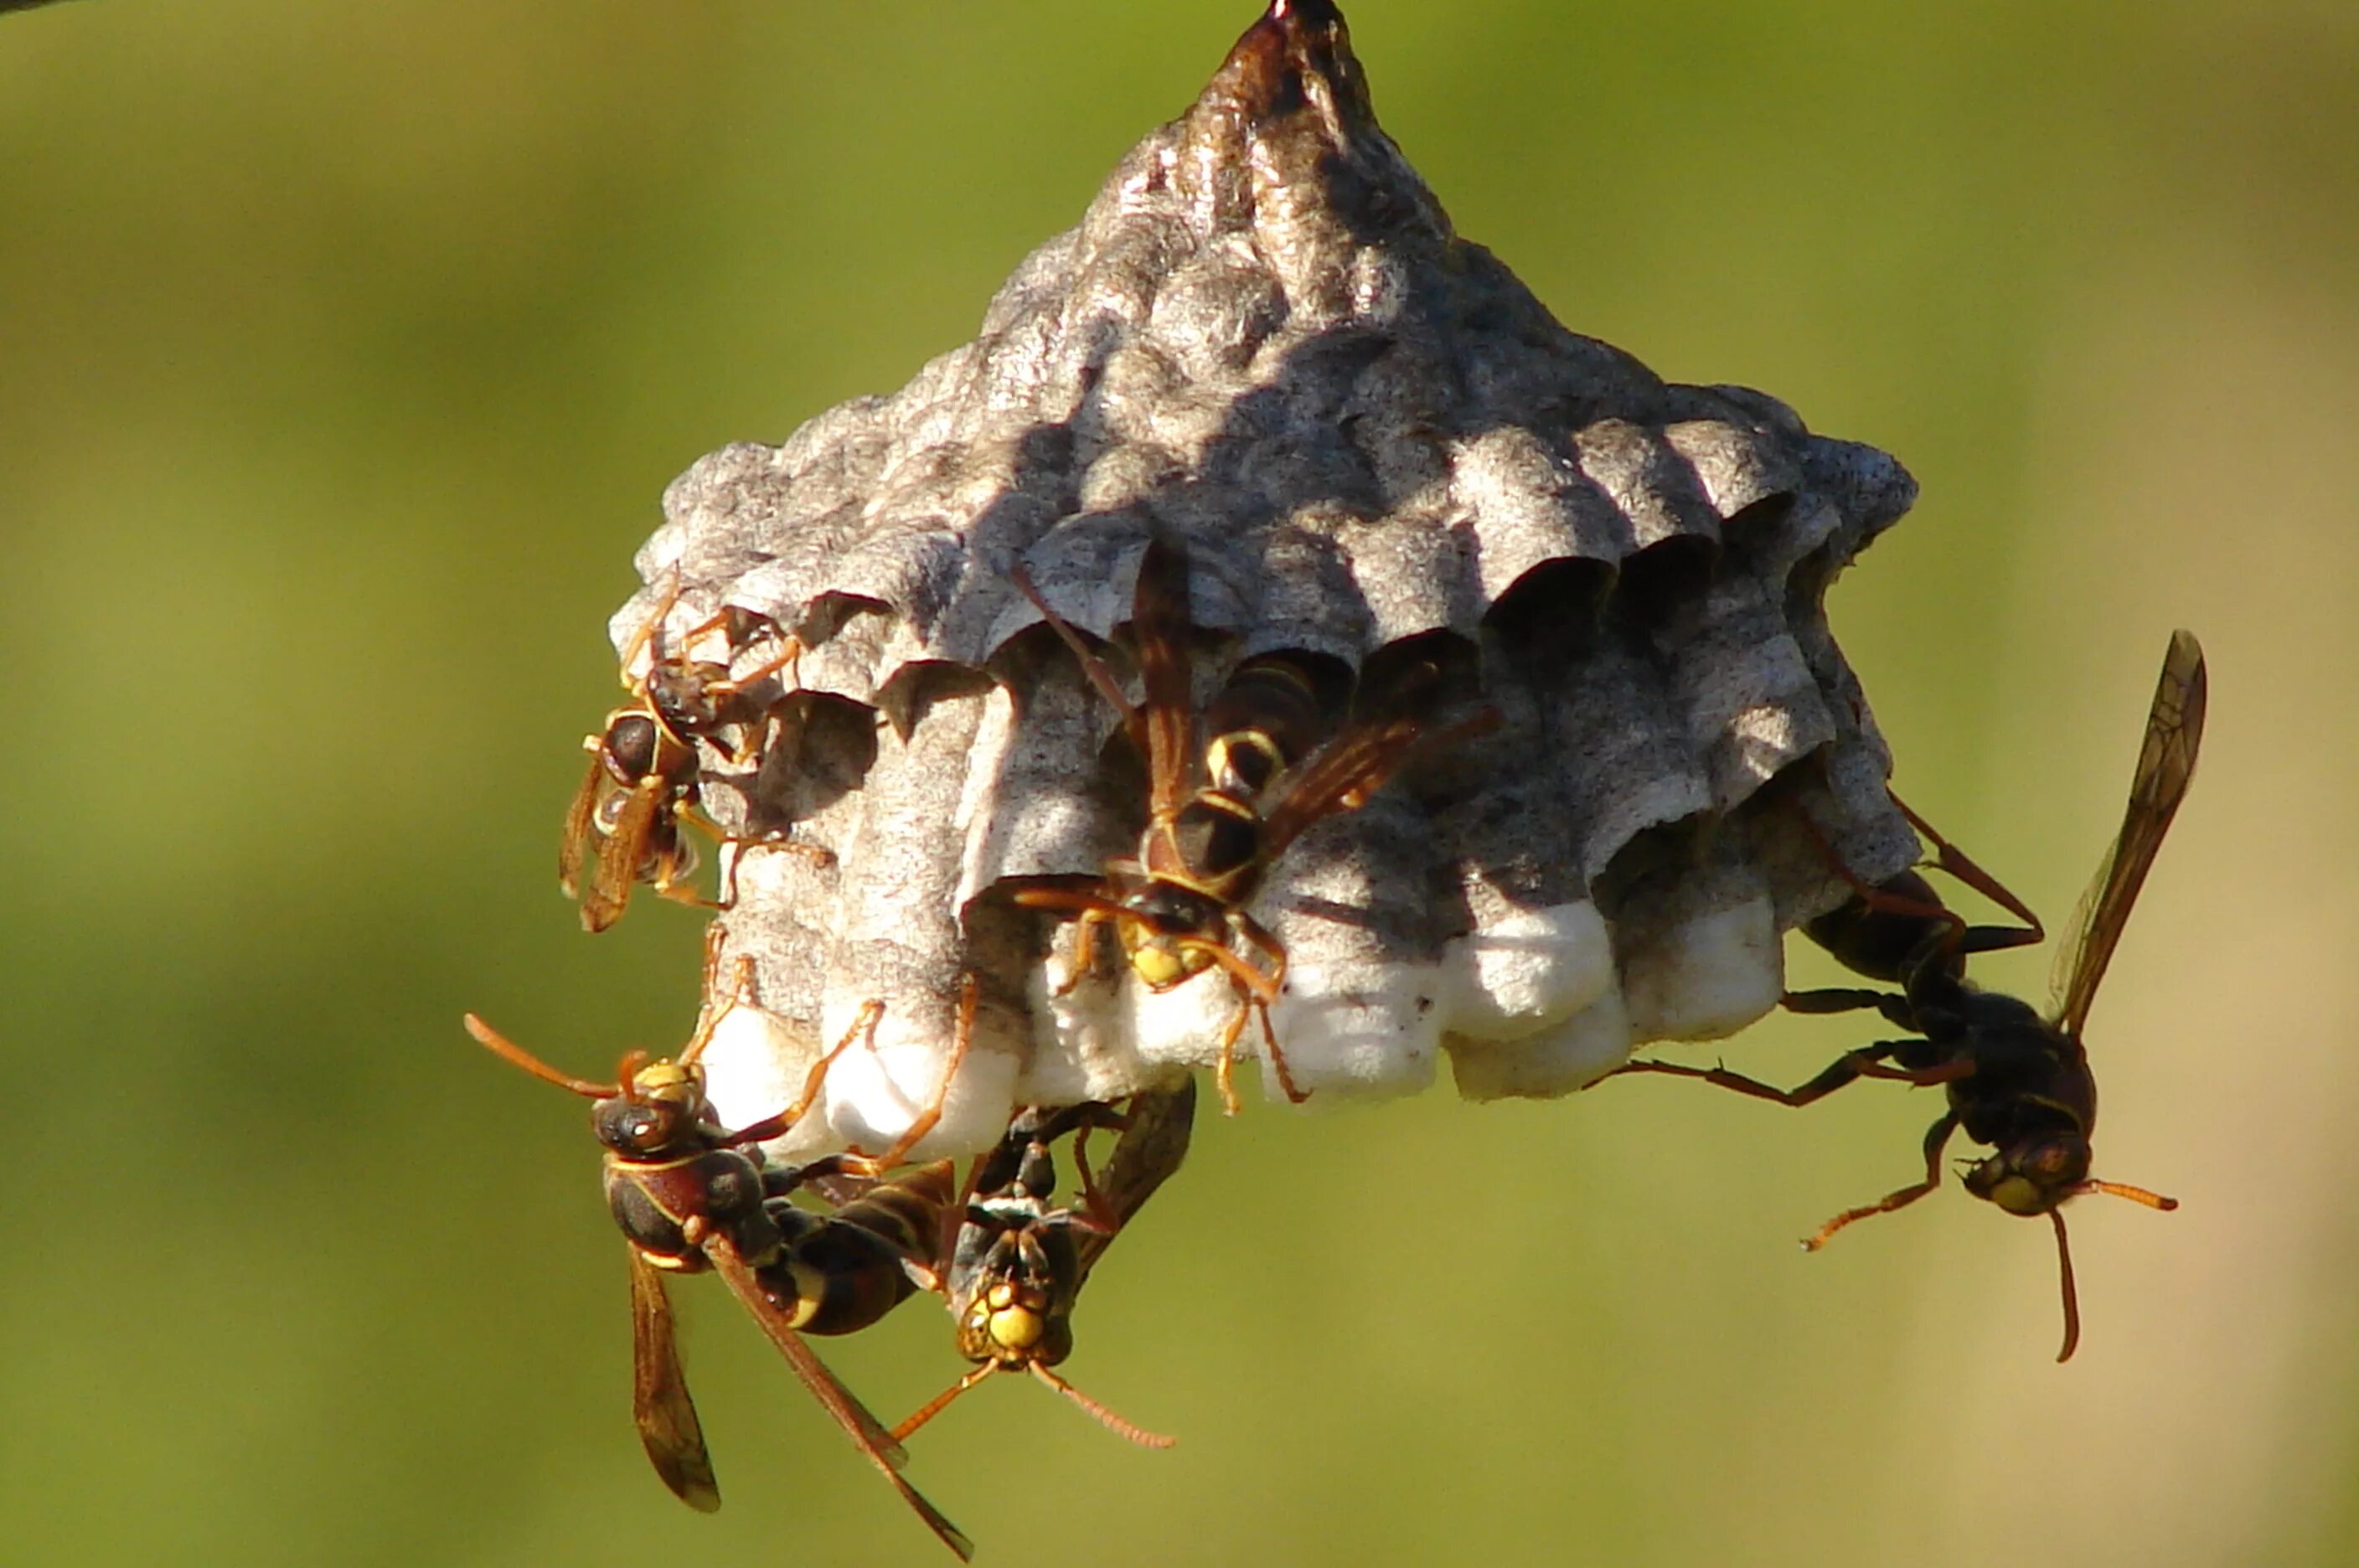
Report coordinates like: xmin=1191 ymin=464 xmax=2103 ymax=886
xmin=989 ymin=1303 xmax=1044 ymax=1354
xmin=1989 ymin=1175 xmax=2046 ymax=1215
xmin=1124 ymin=931 xmax=1216 ymax=989
xmin=630 ymin=1060 xmax=699 ymax=1095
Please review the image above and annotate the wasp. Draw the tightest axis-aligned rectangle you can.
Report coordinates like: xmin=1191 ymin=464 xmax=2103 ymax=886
xmin=559 ymin=575 xmax=815 ymax=932
xmin=894 ymin=1082 xmax=1196 ymax=1447
xmin=1008 ymin=537 xmax=1495 ymax=1114
xmin=1613 ymin=630 xmax=2206 ymax=1360
xmin=464 ymin=941 xmax=977 ymax=1557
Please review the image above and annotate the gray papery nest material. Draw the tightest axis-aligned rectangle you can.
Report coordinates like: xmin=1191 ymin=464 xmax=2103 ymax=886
xmin=607 ymin=0 xmax=1922 ymax=1158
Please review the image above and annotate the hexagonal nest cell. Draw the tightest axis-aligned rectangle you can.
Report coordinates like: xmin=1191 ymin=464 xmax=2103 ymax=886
xmin=601 ymin=0 xmax=1923 ymax=1158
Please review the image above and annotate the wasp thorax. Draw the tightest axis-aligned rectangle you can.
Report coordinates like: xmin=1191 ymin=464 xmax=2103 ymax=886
xmin=601 ymin=712 xmax=664 ymax=781
xmin=693 ymin=1149 xmax=764 ymax=1217
xmin=1160 ymin=797 xmax=1262 ymax=891
xmin=1964 ymin=1133 xmax=2091 ymax=1216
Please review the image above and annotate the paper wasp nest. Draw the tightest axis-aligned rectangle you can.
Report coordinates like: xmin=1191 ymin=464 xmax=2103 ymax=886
xmin=613 ymin=0 xmax=1922 ymax=1158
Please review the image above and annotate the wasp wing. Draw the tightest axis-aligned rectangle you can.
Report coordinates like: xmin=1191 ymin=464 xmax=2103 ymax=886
xmin=1126 ymin=537 xmax=1200 ymax=821
xmin=2049 ymin=629 xmax=2208 ymax=1038
xmin=1259 ymin=708 xmax=1501 ymax=862
xmin=627 ymin=1246 xmax=721 ymax=1512
xmin=580 ymin=780 xmax=663 ymax=933
xmin=699 ymin=1230 xmax=975 ymax=1561
xmin=1073 ymin=1080 xmax=1197 ymax=1287
xmin=558 ymin=751 xmax=606 ymax=900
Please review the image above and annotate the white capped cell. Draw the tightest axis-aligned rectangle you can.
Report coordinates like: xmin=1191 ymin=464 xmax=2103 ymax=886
xmin=1621 ymin=888 xmax=1784 ymax=1044
xmin=1434 ymin=900 xmax=1615 ymax=1042
xmin=1447 ymin=980 xmax=1635 ymax=1101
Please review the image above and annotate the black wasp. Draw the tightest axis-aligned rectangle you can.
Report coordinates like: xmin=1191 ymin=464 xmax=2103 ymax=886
xmin=1616 ymin=631 xmax=2206 ymax=1359
xmin=894 ymin=1082 xmax=1197 ymax=1447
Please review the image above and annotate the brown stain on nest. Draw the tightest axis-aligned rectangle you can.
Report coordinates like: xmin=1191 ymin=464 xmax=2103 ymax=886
xmin=1215 ymin=0 xmax=1370 ymax=136
xmin=1174 ymin=0 xmax=1449 ymax=293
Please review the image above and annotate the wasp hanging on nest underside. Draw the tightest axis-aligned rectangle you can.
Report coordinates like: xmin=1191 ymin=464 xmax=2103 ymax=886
xmin=559 ymin=574 xmax=829 ymax=932
xmin=1006 ymin=536 xmax=1497 ymax=1114
xmin=1613 ymin=630 xmax=2206 ymax=1361
xmin=465 ymin=934 xmax=977 ymax=1557
xmin=896 ymin=1083 xmax=1196 ymax=1447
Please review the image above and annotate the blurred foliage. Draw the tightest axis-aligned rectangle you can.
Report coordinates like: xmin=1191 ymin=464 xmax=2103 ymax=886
xmin=4 ymin=2 xmax=2356 ymax=1565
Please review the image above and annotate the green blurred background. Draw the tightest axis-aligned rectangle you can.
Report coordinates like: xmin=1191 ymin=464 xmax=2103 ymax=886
xmin=5 ymin=3 xmax=2353 ymax=1564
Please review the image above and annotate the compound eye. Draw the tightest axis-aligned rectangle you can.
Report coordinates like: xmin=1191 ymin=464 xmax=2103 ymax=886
xmin=617 ymin=1102 xmax=677 ymax=1152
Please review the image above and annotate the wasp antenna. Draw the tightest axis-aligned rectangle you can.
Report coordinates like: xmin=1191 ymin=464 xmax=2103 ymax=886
xmin=611 ymin=1049 xmax=653 ymax=1094
xmin=891 ymin=1364 xmax=995 ymax=1445
xmin=1029 ymin=1363 xmax=1176 ymax=1449
xmin=2051 ymin=1210 xmax=2082 ymax=1364
xmin=2078 ymin=1179 xmax=2180 ymax=1212
xmin=464 ymin=1014 xmax=618 ymax=1098
xmin=619 ymin=565 xmax=686 ymax=675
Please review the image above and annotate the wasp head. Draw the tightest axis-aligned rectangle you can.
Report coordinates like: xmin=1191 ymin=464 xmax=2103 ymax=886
xmin=958 ymin=1273 xmax=1073 ymax=1369
xmin=1118 ymin=884 xmax=1225 ymax=989
xmin=643 ymin=659 xmax=733 ymax=734
xmin=1963 ymin=1130 xmax=2091 ymax=1216
xmin=593 ymin=1058 xmax=713 ymax=1161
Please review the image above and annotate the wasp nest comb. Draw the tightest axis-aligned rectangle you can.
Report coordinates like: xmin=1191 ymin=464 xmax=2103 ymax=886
xmin=613 ymin=0 xmax=1922 ymax=1157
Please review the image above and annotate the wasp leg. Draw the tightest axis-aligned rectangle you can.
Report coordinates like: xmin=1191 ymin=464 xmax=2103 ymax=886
xmin=1177 ymin=915 xmax=1303 ymax=1112
xmin=842 ymin=976 xmax=978 ymax=1173
xmin=1252 ymin=1000 xmax=1306 ymax=1104
xmin=1610 ymin=1043 xmax=1915 ymax=1107
xmin=1792 ymin=802 xmax=1967 ymax=956
xmin=1069 ymin=1104 xmax=1129 ymax=1231
xmin=1795 ymin=797 xmax=2038 ymax=962
xmin=720 ymin=999 xmax=886 ymax=1145
xmin=1887 ymin=792 xmax=2045 ymax=947
xmin=1804 ymin=1112 xmax=1961 ymax=1250
xmin=712 ymin=837 xmax=837 ymax=910
xmin=1782 ymin=987 xmax=1891 ymax=1014
xmin=617 ymin=567 xmax=686 ymax=683
xmin=1007 ymin=886 xmax=1126 ymax=996
xmin=649 ymin=831 xmax=723 ymax=911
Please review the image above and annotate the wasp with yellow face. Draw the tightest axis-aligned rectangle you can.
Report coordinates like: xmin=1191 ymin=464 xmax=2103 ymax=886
xmin=466 ymin=940 xmax=976 ymax=1558
xmin=1008 ymin=538 xmax=1493 ymax=1114
xmin=895 ymin=1083 xmax=1195 ymax=1447
xmin=1614 ymin=631 xmax=2207 ymax=1361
